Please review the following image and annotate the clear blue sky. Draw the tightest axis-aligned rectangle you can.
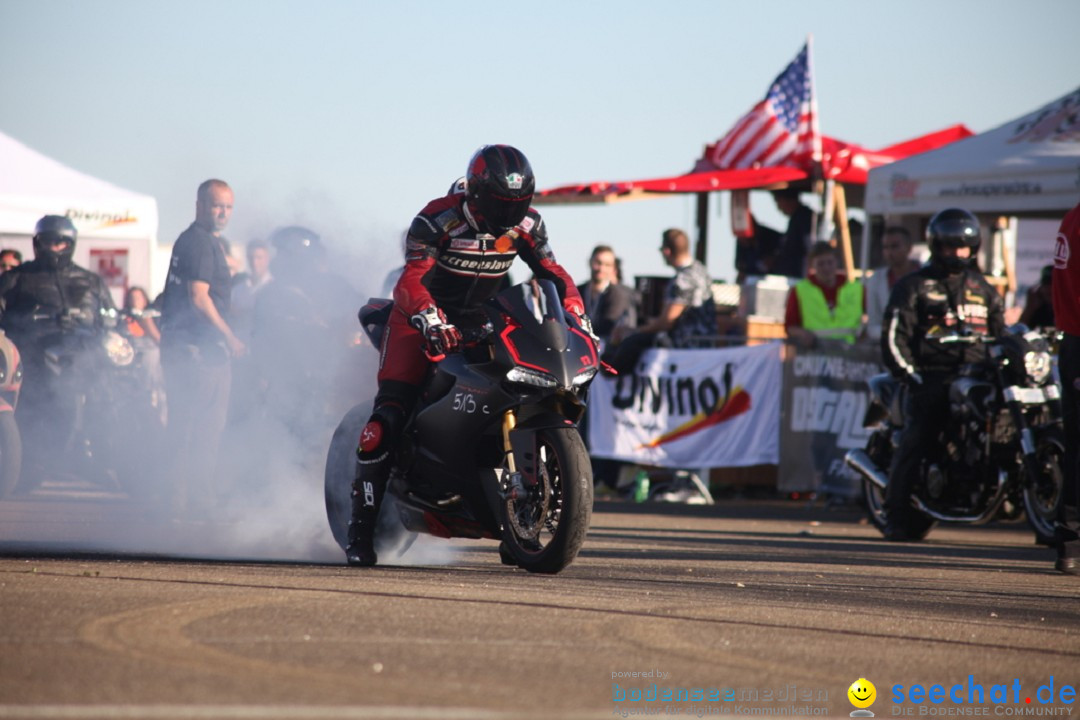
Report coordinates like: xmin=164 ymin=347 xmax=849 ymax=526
xmin=2 ymin=0 xmax=1078 ymax=294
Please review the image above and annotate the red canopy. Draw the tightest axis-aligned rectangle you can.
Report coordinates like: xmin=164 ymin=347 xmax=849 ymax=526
xmin=536 ymin=124 xmax=973 ymax=204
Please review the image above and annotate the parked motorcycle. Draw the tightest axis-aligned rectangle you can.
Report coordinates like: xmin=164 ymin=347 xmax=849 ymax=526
xmin=845 ymin=324 xmax=1064 ymax=543
xmin=0 ymin=330 xmax=23 ymax=498
xmin=325 ymin=280 xmax=599 ymax=573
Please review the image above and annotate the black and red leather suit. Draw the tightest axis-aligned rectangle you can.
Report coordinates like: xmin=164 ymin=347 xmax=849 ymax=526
xmin=376 ymin=194 xmax=583 ymax=400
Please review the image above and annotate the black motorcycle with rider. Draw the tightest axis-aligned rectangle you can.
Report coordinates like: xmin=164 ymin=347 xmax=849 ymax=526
xmin=867 ymin=208 xmax=1051 ymax=541
xmin=335 ymin=144 xmax=596 ymax=569
xmin=0 ymin=215 xmax=147 ymax=491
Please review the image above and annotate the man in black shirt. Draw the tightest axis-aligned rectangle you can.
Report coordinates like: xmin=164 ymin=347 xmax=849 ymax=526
xmin=159 ymin=179 xmax=246 ymax=520
xmin=770 ymin=188 xmax=815 ymax=278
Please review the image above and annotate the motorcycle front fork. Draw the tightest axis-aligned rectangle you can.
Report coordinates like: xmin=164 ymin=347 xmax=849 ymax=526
xmin=499 ymin=410 xmax=527 ymax=501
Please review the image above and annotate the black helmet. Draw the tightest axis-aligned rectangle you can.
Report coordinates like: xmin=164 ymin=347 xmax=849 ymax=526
xmin=927 ymin=208 xmax=980 ymax=273
xmin=465 ymin=145 xmax=535 ymax=232
xmin=32 ymin=215 xmax=77 ymax=270
xmin=268 ymin=225 xmax=323 ymax=279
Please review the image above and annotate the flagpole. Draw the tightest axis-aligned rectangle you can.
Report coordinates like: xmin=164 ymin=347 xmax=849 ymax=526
xmin=806 ymin=34 xmax=827 ymax=240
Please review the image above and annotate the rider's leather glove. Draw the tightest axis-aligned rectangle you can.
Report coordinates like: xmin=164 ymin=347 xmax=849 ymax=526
xmin=410 ymin=306 xmax=462 ymax=360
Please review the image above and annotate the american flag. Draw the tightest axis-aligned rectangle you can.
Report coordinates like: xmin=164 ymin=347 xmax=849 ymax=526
xmin=709 ymin=42 xmax=821 ymax=171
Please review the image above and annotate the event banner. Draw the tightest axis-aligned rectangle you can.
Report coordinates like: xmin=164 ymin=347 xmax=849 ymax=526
xmin=588 ymin=344 xmax=782 ymax=468
xmin=778 ymin=343 xmax=882 ymax=495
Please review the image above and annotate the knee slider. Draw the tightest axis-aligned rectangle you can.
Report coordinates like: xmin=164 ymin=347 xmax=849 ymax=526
xmin=356 ymin=402 xmax=406 ymax=463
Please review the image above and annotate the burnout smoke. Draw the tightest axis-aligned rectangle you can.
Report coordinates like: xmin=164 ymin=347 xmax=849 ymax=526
xmin=0 ymin=219 xmax=467 ymax=569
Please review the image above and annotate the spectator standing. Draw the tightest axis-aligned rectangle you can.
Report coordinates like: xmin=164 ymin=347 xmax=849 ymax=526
xmin=123 ymin=286 xmax=161 ymax=344
xmin=0 ymin=249 xmax=22 ymax=274
xmin=577 ymin=245 xmax=636 ymax=353
xmin=159 ymin=179 xmax=246 ymax=520
xmin=577 ymin=245 xmax=636 ymax=493
xmin=734 ymin=216 xmax=782 ymax=283
xmin=1052 ymin=200 xmax=1080 ymax=575
xmin=864 ymin=227 xmax=920 ymax=342
xmin=770 ymin=188 xmax=815 ymax=278
xmin=123 ymin=285 xmax=165 ymax=422
xmin=230 ymin=239 xmax=273 ymax=341
xmin=606 ymin=228 xmax=716 ymax=374
xmin=784 ymin=241 xmax=864 ymax=349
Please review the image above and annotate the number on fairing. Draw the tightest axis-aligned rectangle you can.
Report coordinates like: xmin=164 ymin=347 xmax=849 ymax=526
xmin=453 ymin=393 xmax=477 ymax=414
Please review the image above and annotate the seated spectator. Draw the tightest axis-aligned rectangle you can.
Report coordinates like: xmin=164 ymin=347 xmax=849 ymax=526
xmin=606 ymin=228 xmax=716 ymax=374
xmin=1019 ymin=265 xmax=1055 ymax=329
xmin=577 ymin=245 xmax=636 ymax=353
xmin=864 ymin=226 xmax=921 ymax=342
xmin=784 ymin=241 xmax=864 ymax=349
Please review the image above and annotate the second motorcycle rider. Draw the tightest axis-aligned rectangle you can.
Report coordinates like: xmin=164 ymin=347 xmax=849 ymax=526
xmin=346 ymin=145 xmax=589 ymax=566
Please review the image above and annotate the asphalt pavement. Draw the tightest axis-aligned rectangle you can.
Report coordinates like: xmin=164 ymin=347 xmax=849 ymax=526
xmin=0 ymin=488 xmax=1077 ymax=720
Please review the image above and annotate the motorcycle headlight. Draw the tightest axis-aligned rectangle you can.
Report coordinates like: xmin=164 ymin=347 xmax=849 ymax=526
xmin=102 ymin=330 xmax=135 ymax=367
xmin=1024 ymin=350 xmax=1051 ymax=385
xmin=506 ymin=366 xmax=558 ymax=388
xmin=572 ymin=366 xmax=598 ymax=388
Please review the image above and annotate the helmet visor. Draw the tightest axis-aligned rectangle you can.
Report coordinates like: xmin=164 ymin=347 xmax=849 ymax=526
xmin=931 ymin=218 xmax=979 ymax=248
xmin=476 ymin=192 xmax=532 ymax=231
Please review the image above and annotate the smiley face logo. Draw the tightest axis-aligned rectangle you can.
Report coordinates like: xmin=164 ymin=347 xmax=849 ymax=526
xmin=848 ymin=678 xmax=877 ymax=709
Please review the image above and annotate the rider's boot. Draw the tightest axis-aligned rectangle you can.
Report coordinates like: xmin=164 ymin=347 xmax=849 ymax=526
xmin=345 ymin=403 xmax=404 ymax=567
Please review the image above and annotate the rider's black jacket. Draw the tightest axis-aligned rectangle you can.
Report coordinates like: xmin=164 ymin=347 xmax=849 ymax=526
xmin=0 ymin=259 xmax=115 ymax=350
xmin=881 ymin=261 xmax=1005 ymax=382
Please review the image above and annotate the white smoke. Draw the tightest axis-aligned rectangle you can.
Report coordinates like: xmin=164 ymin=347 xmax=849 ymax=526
xmin=0 ymin=202 xmax=470 ymax=569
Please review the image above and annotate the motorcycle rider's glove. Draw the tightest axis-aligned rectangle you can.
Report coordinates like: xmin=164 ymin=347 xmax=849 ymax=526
xmin=410 ymin=306 xmax=462 ymax=360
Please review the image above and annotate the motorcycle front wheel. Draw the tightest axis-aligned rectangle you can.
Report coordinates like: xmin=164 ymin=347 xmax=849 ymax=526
xmin=501 ymin=427 xmax=592 ymax=574
xmin=1022 ymin=431 xmax=1065 ymax=546
xmin=0 ymin=411 xmax=22 ymax=499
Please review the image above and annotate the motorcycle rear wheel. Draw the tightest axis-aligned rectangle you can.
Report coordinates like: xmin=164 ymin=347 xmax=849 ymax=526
xmin=501 ymin=427 xmax=592 ymax=574
xmin=0 ymin=411 xmax=22 ymax=499
xmin=1022 ymin=433 xmax=1065 ymax=546
xmin=324 ymin=403 xmax=417 ymax=560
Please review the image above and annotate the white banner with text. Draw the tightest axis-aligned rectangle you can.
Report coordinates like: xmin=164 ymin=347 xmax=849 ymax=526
xmin=588 ymin=344 xmax=782 ymax=468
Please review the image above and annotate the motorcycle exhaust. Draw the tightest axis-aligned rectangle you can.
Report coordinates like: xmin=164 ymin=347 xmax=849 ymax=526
xmin=844 ymin=449 xmax=888 ymax=491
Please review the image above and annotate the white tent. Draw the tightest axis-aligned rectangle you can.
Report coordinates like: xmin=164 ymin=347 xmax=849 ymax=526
xmin=0 ymin=131 xmax=158 ymax=306
xmin=865 ymin=86 xmax=1080 ymax=217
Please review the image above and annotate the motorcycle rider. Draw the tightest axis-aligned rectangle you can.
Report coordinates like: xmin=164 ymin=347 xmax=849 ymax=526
xmin=346 ymin=144 xmax=589 ymax=566
xmin=880 ymin=208 xmax=1005 ymax=540
xmin=0 ymin=216 xmax=116 ymax=468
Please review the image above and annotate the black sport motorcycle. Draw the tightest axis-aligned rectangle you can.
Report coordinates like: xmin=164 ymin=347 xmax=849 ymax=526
xmin=845 ymin=324 xmax=1065 ymax=543
xmin=325 ymin=280 xmax=599 ymax=573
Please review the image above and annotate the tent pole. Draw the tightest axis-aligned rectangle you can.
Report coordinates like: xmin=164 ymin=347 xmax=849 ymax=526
xmin=834 ymin=183 xmax=855 ymax=279
xmin=695 ymin=192 xmax=709 ymax=264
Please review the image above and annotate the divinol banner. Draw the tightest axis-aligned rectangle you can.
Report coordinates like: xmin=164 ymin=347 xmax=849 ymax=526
xmin=588 ymin=344 xmax=782 ymax=468
xmin=779 ymin=343 xmax=882 ymax=495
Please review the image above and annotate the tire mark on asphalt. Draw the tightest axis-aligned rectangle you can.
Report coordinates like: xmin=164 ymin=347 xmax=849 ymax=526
xmin=13 ymin=566 xmax=1079 ymax=661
